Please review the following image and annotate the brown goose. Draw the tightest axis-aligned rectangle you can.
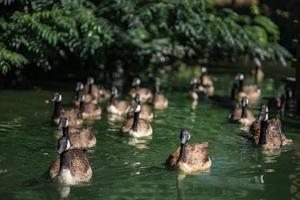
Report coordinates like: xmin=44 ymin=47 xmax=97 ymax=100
xmin=128 ymin=94 xmax=153 ymax=121
xmin=229 ymin=96 xmax=255 ymax=126
xmin=128 ymin=78 xmax=153 ymax=103
xmin=199 ymin=67 xmax=214 ymax=96
xmin=249 ymin=105 xmax=292 ymax=149
xmin=48 ymin=147 xmax=92 ymax=185
xmin=57 ymin=118 xmax=96 ymax=149
xmin=78 ymin=94 xmax=102 ymax=119
xmin=165 ymin=129 xmax=212 ymax=174
xmin=107 ymin=87 xmax=131 ymax=116
xmin=188 ymin=78 xmax=206 ymax=101
xmin=251 ymin=65 xmax=264 ymax=83
xmin=83 ymin=77 xmax=99 ymax=100
xmin=52 ymin=93 xmax=82 ymax=127
xmin=236 ymin=73 xmax=261 ymax=105
xmin=74 ymin=82 xmax=97 ymax=106
xmin=121 ymin=95 xmax=152 ymax=138
xmin=152 ymin=78 xmax=168 ymax=110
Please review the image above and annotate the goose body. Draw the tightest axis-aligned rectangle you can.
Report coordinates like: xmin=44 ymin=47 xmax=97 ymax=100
xmin=250 ymin=118 xmax=292 ymax=149
xmin=165 ymin=129 xmax=212 ymax=174
xmin=83 ymin=77 xmax=99 ymax=100
xmin=52 ymin=93 xmax=82 ymax=127
xmin=129 ymin=78 xmax=153 ymax=103
xmin=127 ymin=104 xmax=153 ymax=121
xmin=120 ymin=94 xmax=152 ymax=138
xmin=48 ymin=149 xmax=92 ymax=185
xmin=189 ymin=78 xmax=206 ymax=101
xmin=152 ymin=78 xmax=168 ymax=109
xmin=229 ymin=97 xmax=255 ymax=126
xmin=57 ymin=118 xmax=96 ymax=149
xmin=236 ymin=74 xmax=261 ymax=105
xmin=107 ymin=87 xmax=131 ymax=116
xmin=199 ymin=67 xmax=214 ymax=96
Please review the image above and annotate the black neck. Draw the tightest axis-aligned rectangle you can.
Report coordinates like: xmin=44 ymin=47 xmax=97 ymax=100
xmin=241 ymin=105 xmax=247 ymax=118
xmin=178 ymin=143 xmax=187 ymax=163
xmin=52 ymin=101 xmax=61 ymax=119
xmin=200 ymin=75 xmax=204 ymax=85
xmin=79 ymin=101 xmax=85 ymax=113
xmin=230 ymin=86 xmax=236 ymax=100
xmin=131 ymin=111 xmax=140 ymax=131
xmin=88 ymin=84 xmax=92 ymax=94
xmin=238 ymin=79 xmax=244 ymax=92
xmin=110 ymin=94 xmax=116 ymax=105
xmin=62 ymin=126 xmax=69 ymax=138
xmin=258 ymin=120 xmax=267 ymax=145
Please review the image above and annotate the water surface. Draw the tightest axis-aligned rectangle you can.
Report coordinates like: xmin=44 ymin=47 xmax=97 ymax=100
xmin=0 ymin=73 xmax=300 ymax=200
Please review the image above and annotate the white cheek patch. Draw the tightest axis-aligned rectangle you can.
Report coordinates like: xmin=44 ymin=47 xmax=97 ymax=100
xmin=135 ymin=105 xmax=141 ymax=112
xmin=65 ymin=120 xmax=69 ymax=127
xmin=58 ymin=95 xmax=62 ymax=102
xmin=66 ymin=140 xmax=71 ymax=150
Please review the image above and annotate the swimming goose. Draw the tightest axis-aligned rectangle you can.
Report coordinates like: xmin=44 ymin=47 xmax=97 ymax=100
xmin=78 ymin=94 xmax=102 ymax=119
xmin=107 ymin=87 xmax=131 ymax=116
xmin=188 ymin=78 xmax=206 ymax=101
xmin=128 ymin=94 xmax=154 ymax=121
xmin=83 ymin=77 xmax=99 ymax=100
xmin=249 ymin=105 xmax=292 ymax=149
xmin=57 ymin=118 xmax=96 ymax=149
xmin=209 ymin=83 xmax=237 ymax=109
xmin=128 ymin=78 xmax=153 ymax=103
xmin=74 ymin=82 xmax=97 ymax=106
xmin=251 ymin=65 xmax=264 ymax=83
xmin=52 ymin=93 xmax=82 ymax=127
xmin=165 ymin=129 xmax=212 ymax=173
xmin=229 ymin=96 xmax=255 ymax=126
xmin=236 ymin=73 xmax=261 ymax=105
xmin=152 ymin=78 xmax=168 ymax=109
xmin=199 ymin=67 xmax=214 ymax=96
xmin=48 ymin=144 xmax=92 ymax=185
xmin=121 ymin=95 xmax=152 ymax=138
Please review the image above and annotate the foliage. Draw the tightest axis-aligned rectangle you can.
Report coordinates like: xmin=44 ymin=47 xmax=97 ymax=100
xmin=0 ymin=0 xmax=292 ymax=75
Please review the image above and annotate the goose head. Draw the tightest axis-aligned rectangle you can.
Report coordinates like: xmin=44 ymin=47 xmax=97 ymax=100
xmin=52 ymin=93 xmax=62 ymax=102
xmin=241 ymin=96 xmax=248 ymax=108
xmin=132 ymin=77 xmax=141 ymax=87
xmin=76 ymin=82 xmax=84 ymax=92
xmin=87 ymin=77 xmax=94 ymax=85
xmin=180 ymin=128 xmax=191 ymax=145
xmin=258 ymin=105 xmax=269 ymax=122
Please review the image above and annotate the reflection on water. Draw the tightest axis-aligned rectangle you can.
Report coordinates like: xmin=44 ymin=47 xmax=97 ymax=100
xmin=0 ymin=73 xmax=299 ymax=199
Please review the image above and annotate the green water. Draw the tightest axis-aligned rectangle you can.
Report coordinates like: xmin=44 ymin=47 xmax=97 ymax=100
xmin=0 ymin=73 xmax=300 ymax=200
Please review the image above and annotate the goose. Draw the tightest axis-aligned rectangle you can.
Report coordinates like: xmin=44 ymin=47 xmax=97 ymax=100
xmin=48 ymin=144 xmax=92 ymax=185
xmin=128 ymin=78 xmax=153 ymax=103
xmin=52 ymin=93 xmax=82 ymax=127
xmin=128 ymin=94 xmax=154 ymax=121
xmin=83 ymin=77 xmax=99 ymax=100
xmin=229 ymin=96 xmax=255 ymax=126
xmin=251 ymin=65 xmax=264 ymax=83
xmin=236 ymin=73 xmax=261 ymax=105
xmin=188 ymin=77 xmax=206 ymax=101
xmin=107 ymin=87 xmax=131 ymax=116
xmin=165 ymin=129 xmax=212 ymax=173
xmin=78 ymin=93 xmax=102 ymax=119
xmin=74 ymin=82 xmax=97 ymax=106
xmin=199 ymin=67 xmax=214 ymax=96
xmin=152 ymin=78 xmax=168 ymax=109
xmin=249 ymin=105 xmax=292 ymax=149
xmin=57 ymin=118 xmax=96 ymax=149
xmin=209 ymin=83 xmax=237 ymax=109
xmin=120 ymin=95 xmax=152 ymax=138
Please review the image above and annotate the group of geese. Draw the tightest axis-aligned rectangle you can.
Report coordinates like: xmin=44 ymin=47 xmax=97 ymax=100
xmin=48 ymin=66 xmax=294 ymax=186
xmin=48 ymin=77 xmax=169 ymax=185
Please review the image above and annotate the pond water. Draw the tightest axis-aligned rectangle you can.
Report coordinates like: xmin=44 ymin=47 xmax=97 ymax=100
xmin=0 ymin=72 xmax=300 ymax=200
